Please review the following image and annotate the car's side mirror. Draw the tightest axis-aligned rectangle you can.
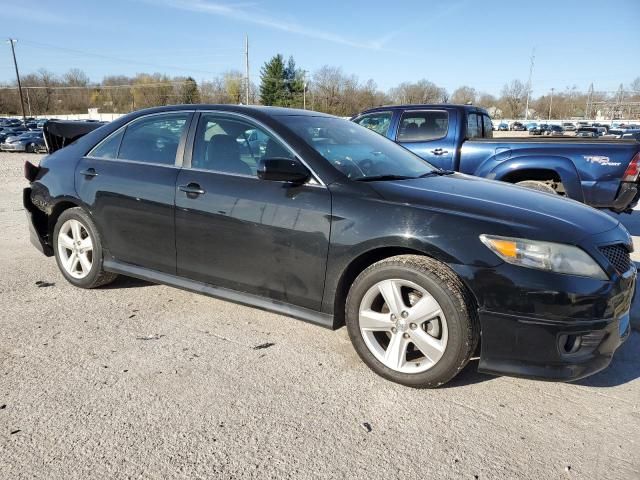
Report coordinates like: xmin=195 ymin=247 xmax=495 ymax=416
xmin=257 ymin=157 xmax=310 ymax=184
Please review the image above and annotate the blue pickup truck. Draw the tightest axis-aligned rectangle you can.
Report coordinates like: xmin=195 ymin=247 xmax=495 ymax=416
xmin=352 ymin=105 xmax=640 ymax=212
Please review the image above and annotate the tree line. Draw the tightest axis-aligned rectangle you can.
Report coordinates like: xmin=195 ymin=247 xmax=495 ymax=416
xmin=0 ymin=56 xmax=638 ymax=119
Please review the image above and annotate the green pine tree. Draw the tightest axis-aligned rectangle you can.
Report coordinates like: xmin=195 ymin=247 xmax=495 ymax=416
xmin=284 ymin=56 xmax=305 ymax=108
xmin=180 ymin=77 xmax=200 ymax=104
xmin=260 ymin=54 xmax=288 ymax=106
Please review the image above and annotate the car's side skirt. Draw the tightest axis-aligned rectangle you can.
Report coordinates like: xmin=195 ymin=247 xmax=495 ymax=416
xmin=103 ymin=259 xmax=336 ymax=329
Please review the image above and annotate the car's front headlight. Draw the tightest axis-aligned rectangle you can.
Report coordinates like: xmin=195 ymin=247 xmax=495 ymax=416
xmin=480 ymin=234 xmax=607 ymax=280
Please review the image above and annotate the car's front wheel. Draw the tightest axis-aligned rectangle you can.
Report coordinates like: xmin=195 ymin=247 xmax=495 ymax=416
xmin=53 ymin=207 xmax=118 ymax=288
xmin=345 ymin=255 xmax=479 ymax=388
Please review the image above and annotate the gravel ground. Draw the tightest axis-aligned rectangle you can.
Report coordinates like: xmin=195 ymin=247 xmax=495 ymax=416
xmin=1 ymin=152 xmax=639 ymax=479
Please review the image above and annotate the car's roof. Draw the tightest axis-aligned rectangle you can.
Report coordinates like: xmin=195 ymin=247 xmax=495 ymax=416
xmin=129 ymin=104 xmax=335 ymax=119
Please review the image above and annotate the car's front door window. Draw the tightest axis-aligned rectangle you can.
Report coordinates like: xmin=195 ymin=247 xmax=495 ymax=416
xmin=191 ymin=114 xmax=294 ymax=176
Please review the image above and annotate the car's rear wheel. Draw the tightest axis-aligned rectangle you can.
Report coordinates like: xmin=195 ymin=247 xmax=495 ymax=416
xmin=345 ymin=255 xmax=478 ymax=388
xmin=53 ymin=208 xmax=118 ymax=288
xmin=516 ymin=180 xmax=557 ymax=194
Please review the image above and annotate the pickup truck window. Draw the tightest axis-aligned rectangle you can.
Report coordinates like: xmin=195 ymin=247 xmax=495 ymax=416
xmin=397 ymin=111 xmax=448 ymax=142
xmin=482 ymin=115 xmax=493 ymax=138
xmin=467 ymin=113 xmax=481 ymax=139
xmin=353 ymin=111 xmax=392 ymax=136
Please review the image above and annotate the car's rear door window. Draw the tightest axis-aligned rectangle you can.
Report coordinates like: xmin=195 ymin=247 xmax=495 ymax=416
xmin=89 ymin=129 xmax=124 ymax=159
xmin=117 ymin=113 xmax=190 ymax=165
xmin=353 ymin=111 xmax=393 ymax=136
xmin=191 ymin=114 xmax=293 ymax=176
xmin=396 ymin=111 xmax=448 ymax=142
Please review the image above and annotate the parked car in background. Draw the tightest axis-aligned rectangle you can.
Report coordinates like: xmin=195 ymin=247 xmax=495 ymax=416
xmin=529 ymin=124 xmax=550 ymax=135
xmin=510 ymin=121 xmax=526 ymax=131
xmin=0 ymin=127 xmax=28 ymax=143
xmin=606 ymin=129 xmax=627 ymax=139
xmin=498 ymin=122 xmax=509 ymax=131
xmin=353 ymin=104 xmax=640 ymax=212
xmin=576 ymin=127 xmax=600 ymax=137
xmin=545 ymin=125 xmax=564 ymax=136
xmin=621 ymin=130 xmax=640 ymax=142
xmin=526 ymin=122 xmax=538 ymax=132
xmin=562 ymin=122 xmax=576 ymax=131
xmin=1 ymin=131 xmax=45 ymax=152
xmin=23 ymin=105 xmax=636 ymax=388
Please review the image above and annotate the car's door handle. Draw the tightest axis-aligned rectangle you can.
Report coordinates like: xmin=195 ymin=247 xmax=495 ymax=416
xmin=430 ymin=148 xmax=448 ymax=155
xmin=179 ymin=183 xmax=205 ymax=195
xmin=80 ymin=168 xmax=98 ymax=177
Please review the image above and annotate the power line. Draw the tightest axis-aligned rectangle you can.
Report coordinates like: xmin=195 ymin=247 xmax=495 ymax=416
xmin=17 ymin=39 xmax=226 ymax=76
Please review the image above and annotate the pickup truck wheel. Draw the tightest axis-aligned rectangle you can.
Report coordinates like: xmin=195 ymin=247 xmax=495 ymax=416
xmin=516 ymin=180 xmax=557 ymax=194
xmin=345 ymin=255 xmax=479 ymax=388
xmin=53 ymin=207 xmax=118 ymax=288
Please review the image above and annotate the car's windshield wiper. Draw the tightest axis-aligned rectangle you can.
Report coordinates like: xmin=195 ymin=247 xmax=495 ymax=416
xmin=419 ymin=169 xmax=455 ymax=178
xmin=355 ymin=174 xmax=416 ymax=182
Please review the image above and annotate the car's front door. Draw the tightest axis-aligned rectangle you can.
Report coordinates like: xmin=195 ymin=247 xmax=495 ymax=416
xmin=76 ymin=111 xmax=193 ymax=273
xmin=174 ymin=112 xmax=332 ymax=310
xmin=396 ymin=109 xmax=456 ymax=170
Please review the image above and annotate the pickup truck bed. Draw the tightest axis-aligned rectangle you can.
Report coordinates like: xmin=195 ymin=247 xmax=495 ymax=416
xmin=461 ymin=137 xmax=640 ymax=210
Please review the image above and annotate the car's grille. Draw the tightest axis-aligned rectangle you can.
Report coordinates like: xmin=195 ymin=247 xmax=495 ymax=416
xmin=599 ymin=244 xmax=632 ymax=273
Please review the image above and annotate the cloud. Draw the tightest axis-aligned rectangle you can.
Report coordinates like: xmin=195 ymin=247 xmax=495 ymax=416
xmin=152 ymin=0 xmax=394 ymax=50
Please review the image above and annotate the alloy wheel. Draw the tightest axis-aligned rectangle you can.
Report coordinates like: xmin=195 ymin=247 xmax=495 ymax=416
xmin=358 ymin=279 xmax=448 ymax=374
xmin=57 ymin=219 xmax=94 ymax=279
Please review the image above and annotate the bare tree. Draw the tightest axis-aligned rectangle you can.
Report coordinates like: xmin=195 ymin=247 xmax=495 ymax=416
xmin=451 ymin=86 xmax=477 ymax=104
xmin=500 ymin=80 xmax=527 ymax=118
xmin=388 ymin=80 xmax=447 ymax=104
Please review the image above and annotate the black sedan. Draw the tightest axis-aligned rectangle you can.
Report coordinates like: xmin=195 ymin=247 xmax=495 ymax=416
xmin=23 ymin=105 xmax=635 ymax=388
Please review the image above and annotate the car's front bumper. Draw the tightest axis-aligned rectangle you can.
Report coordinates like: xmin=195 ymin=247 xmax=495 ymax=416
xmin=477 ymin=306 xmax=631 ymax=381
xmin=1 ymin=143 xmax=26 ymax=151
xmin=451 ymin=256 xmax=636 ymax=382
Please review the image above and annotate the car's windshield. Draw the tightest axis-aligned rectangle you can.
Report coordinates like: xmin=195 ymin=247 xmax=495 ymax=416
xmin=280 ymin=115 xmax=437 ymax=180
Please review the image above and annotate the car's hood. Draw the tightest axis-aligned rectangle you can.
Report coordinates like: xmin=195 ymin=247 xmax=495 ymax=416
xmin=368 ymin=173 xmax=620 ymax=243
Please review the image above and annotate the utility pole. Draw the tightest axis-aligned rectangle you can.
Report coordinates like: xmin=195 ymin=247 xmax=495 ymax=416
xmin=244 ymin=34 xmax=250 ymax=105
xmin=303 ymin=71 xmax=307 ymax=110
xmin=548 ymin=88 xmax=554 ymax=120
xmin=8 ymin=38 xmax=27 ymax=125
xmin=25 ymin=87 xmax=32 ymax=116
xmin=524 ymin=48 xmax=535 ymax=121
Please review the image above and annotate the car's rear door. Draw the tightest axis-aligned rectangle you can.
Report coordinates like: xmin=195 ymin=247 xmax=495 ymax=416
xmin=76 ymin=111 xmax=194 ymax=274
xmin=395 ymin=109 xmax=457 ymax=170
xmin=174 ymin=111 xmax=331 ymax=310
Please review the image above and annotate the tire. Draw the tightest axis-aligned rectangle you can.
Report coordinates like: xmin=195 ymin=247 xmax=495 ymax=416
xmin=515 ymin=180 xmax=557 ymax=194
xmin=25 ymin=143 xmax=34 ymax=153
xmin=345 ymin=255 xmax=479 ymax=388
xmin=53 ymin=207 xmax=118 ymax=288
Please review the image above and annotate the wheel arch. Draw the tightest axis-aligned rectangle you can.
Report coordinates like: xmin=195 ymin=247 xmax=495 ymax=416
xmin=47 ymin=199 xmax=87 ymax=240
xmin=331 ymin=246 xmax=461 ymax=329
xmin=490 ymin=155 xmax=584 ymax=202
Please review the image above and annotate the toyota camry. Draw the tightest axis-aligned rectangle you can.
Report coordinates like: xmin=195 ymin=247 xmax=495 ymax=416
xmin=23 ymin=105 xmax=635 ymax=388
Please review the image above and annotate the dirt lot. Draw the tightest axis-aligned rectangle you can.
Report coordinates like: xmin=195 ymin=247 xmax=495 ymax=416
xmin=1 ymin=152 xmax=639 ymax=479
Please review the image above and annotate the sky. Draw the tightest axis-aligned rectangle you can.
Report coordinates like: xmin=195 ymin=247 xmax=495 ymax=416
xmin=1 ymin=0 xmax=638 ymax=96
